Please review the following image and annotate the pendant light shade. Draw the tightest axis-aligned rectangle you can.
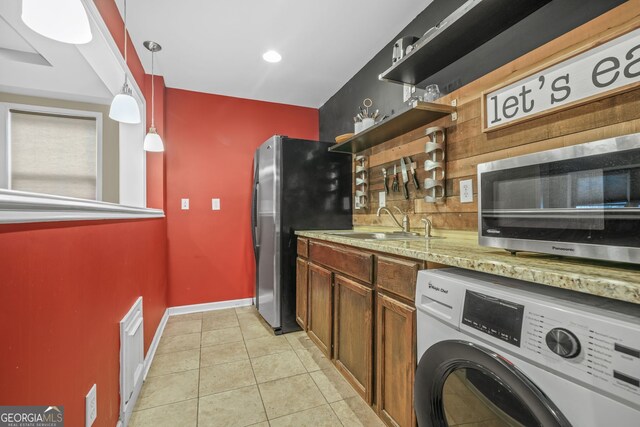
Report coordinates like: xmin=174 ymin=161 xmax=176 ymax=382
xmin=109 ymin=82 xmax=141 ymax=124
xmin=21 ymin=0 xmax=93 ymax=44
xmin=143 ymin=40 xmax=164 ymax=152
xmin=110 ymin=0 xmax=141 ymax=124
xmin=143 ymin=127 xmax=163 ymax=152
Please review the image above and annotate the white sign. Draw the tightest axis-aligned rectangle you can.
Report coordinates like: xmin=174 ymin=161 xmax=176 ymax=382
xmin=484 ymin=27 xmax=640 ymax=131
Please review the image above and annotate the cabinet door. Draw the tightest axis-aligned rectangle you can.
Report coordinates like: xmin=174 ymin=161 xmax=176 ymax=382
xmin=307 ymin=263 xmax=333 ymax=357
xmin=333 ymin=274 xmax=373 ymax=403
xmin=295 ymin=257 xmax=309 ymax=330
xmin=377 ymin=292 xmax=416 ymax=427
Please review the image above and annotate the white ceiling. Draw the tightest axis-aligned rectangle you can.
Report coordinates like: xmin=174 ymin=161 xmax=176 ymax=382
xmin=117 ymin=0 xmax=431 ymax=108
xmin=0 ymin=0 xmax=113 ymax=104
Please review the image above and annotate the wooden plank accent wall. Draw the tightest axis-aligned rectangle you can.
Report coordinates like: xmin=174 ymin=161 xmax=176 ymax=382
xmin=353 ymin=1 xmax=640 ymax=231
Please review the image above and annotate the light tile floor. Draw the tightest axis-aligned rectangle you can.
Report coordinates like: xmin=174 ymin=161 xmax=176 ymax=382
xmin=130 ymin=306 xmax=385 ymax=427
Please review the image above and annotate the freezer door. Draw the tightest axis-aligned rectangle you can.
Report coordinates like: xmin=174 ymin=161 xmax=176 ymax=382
xmin=255 ymin=136 xmax=281 ymax=329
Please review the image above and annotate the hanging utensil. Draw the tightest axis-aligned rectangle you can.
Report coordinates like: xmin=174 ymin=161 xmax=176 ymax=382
xmin=400 ymin=157 xmax=410 ymax=199
xmin=392 ymin=164 xmax=399 ymax=192
xmin=407 ymin=156 xmax=420 ymax=189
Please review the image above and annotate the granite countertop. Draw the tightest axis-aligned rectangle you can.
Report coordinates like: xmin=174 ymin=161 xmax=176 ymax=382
xmin=296 ymin=229 xmax=640 ymax=305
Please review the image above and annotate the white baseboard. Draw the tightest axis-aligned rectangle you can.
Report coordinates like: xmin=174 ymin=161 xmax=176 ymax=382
xmin=167 ymin=298 xmax=253 ymax=316
xmin=143 ymin=309 xmax=169 ymax=380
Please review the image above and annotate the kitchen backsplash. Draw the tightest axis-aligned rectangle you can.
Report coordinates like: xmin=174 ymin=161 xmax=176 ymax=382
xmin=352 ymin=3 xmax=640 ymax=232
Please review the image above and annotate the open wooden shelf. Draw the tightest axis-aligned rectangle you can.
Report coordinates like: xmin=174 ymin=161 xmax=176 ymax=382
xmin=378 ymin=0 xmax=550 ymax=86
xmin=329 ymin=101 xmax=455 ymax=154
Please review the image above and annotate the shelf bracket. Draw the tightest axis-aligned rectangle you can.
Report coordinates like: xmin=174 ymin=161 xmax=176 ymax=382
xmin=451 ymin=99 xmax=458 ymax=121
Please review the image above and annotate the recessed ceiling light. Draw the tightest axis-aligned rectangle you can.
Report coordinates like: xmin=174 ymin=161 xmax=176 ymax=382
xmin=262 ymin=50 xmax=282 ymax=63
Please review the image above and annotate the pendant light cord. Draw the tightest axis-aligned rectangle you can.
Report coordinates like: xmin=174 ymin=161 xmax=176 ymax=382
xmin=123 ymin=0 xmax=128 ymax=84
xmin=151 ymin=49 xmax=155 ymax=128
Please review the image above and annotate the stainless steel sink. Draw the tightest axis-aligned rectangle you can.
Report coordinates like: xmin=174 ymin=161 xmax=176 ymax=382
xmin=327 ymin=231 xmax=443 ymax=241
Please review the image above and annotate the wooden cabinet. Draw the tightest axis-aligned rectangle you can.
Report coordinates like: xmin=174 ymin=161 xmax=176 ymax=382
xmin=307 ymin=263 xmax=333 ymax=358
xmin=376 ymin=256 xmax=423 ymax=302
xmin=297 ymin=238 xmax=309 ymax=258
xmin=333 ymin=274 xmax=374 ymax=403
xmin=296 ymin=257 xmax=309 ymax=330
xmin=309 ymin=240 xmax=373 ymax=284
xmin=297 ymin=238 xmax=429 ymax=427
xmin=376 ymin=292 xmax=416 ymax=427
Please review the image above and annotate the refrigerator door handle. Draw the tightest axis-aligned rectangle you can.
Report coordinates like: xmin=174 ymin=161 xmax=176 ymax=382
xmin=251 ymin=182 xmax=259 ymax=251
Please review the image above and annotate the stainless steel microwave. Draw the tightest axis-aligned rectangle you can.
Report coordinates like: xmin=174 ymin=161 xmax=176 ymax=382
xmin=477 ymin=133 xmax=640 ymax=264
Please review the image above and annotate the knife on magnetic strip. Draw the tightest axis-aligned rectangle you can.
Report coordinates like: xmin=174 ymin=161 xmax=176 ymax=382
xmin=407 ymin=156 xmax=419 ymax=189
xmin=400 ymin=157 xmax=409 ymax=200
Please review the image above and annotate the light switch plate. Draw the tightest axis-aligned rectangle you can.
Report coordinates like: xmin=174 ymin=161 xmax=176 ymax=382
xmin=212 ymin=198 xmax=220 ymax=211
xmin=181 ymin=198 xmax=189 ymax=210
xmin=460 ymin=179 xmax=473 ymax=203
xmin=378 ymin=191 xmax=386 ymax=208
xmin=86 ymin=384 xmax=97 ymax=427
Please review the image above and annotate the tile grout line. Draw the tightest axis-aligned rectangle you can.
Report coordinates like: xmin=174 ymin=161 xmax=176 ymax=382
xmin=129 ymin=397 xmax=200 ymax=420
xmin=196 ymin=317 xmax=203 ymax=427
xmin=268 ymin=402 xmax=337 ymax=425
xmin=238 ymin=308 xmax=271 ymax=424
xmin=134 ymin=319 xmax=203 ymax=415
xmin=305 ymin=352 xmax=347 ymax=427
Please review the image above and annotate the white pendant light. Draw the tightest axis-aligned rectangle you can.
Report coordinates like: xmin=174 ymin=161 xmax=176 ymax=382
xmin=21 ymin=0 xmax=92 ymax=44
xmin=109 ymin=0 xmax=141 ymax=124
xmin=143 ymin=41 xmax=164 ymax=152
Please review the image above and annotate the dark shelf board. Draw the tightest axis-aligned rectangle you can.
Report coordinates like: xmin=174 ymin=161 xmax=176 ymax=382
xmin=379 ymin=0 xmax=551 ymax=86
xmin=329 ymin=101 xmax=455 ymax=154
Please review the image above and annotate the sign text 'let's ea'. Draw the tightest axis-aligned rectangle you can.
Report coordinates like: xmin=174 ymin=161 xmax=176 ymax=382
xmin=484 ymin=28 xmax=640 ymax=131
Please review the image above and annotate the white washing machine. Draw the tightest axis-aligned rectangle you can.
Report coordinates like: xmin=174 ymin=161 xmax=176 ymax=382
xmin=414 ymin=268 xmax=640 ymax=427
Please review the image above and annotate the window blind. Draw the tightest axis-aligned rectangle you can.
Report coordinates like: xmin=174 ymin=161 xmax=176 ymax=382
xmin=10 ymin=110 xmax=97 ymax=199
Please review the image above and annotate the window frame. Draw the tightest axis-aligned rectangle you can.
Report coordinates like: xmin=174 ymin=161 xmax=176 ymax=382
xmin=1 ymin=102 xmax=104 ymax=201
xmin=0 ymin=0 xmax=164 ymax=224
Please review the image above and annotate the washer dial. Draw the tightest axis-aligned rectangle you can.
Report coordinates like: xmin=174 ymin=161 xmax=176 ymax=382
xmin=545 ymin=328 xmax=581 ymax=358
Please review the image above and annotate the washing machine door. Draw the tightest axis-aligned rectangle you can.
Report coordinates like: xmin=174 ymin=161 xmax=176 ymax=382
xmin=415 ymin=340 xmax=571 ymax=427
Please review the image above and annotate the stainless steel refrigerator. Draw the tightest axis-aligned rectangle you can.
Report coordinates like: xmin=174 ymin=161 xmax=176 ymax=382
xmin=251 ymin=135 xmax=352 ymax=334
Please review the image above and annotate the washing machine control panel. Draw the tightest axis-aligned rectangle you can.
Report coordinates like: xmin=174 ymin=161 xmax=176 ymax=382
xmin=520 ymin=303 xmax=640 ymax=406
xmin=459 ymin=284 xmax=640 ymax=408
xmin=461 ymin=290 xmax=525 ymax=347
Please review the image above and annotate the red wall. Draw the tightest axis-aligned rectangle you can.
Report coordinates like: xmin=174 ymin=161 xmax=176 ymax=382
xmin=0 ymin=219 xmax=168 ymax=427
xmin=0 ymin=3 xmax=168 ymax=427
xmin=165 ymin=89 xmax=319 ymax=306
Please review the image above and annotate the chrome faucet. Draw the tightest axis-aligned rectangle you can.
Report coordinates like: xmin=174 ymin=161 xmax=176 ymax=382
xmin=377 ymin=206 xmax=410 ymax=232
xmin=421 ymin=218 xmax=433 ymax=238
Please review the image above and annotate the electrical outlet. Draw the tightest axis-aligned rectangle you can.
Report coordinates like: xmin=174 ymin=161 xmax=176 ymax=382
xmin=460 ymin=179 xmax=473 ymax=203
xmin=86 ymin=384 xmax=97 ymax=427
xmin=211 ymin=198 xmax=221 ymax=211
xmin=378 ymin=191 xmax=386 ymax=208
xmin=181 ymin=198 xmax=189 ymax=210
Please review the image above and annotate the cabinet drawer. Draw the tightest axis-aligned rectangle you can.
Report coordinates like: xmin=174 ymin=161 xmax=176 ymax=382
xmin=376 ymin=256 xmax=423 ymax=302
xmin=297 ymin=238 xmax=309 ymax=258
xmin=309 ymin=240 xmax=373 ymax=284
